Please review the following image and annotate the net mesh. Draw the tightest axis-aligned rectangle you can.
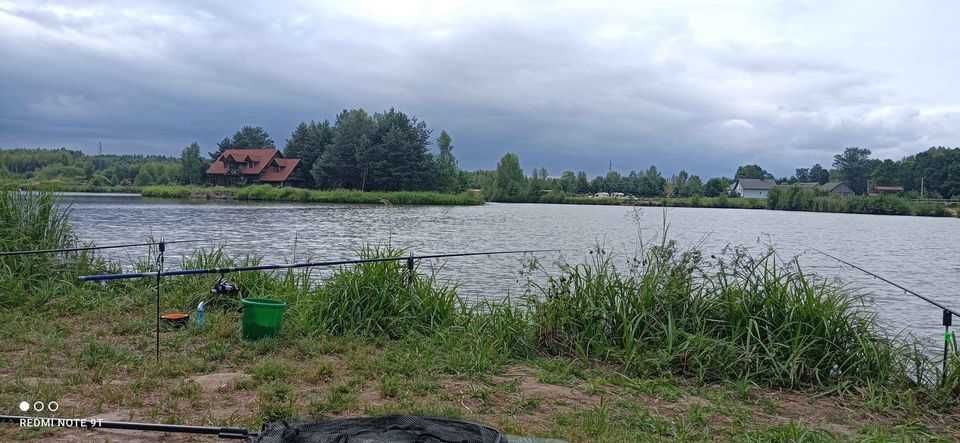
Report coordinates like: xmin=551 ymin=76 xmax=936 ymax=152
xmin=253 ymin=415 xmax=506 ymax=443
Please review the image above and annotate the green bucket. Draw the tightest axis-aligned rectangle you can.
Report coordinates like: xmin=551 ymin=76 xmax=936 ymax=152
xmin=241 ymin=298 xmax=287 ymax=340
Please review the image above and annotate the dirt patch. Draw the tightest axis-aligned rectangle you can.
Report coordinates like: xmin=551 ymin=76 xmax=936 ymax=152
xmin=494 ymin=366 xmax=600 ymax=408
xmin=187 ymin=372 xmax=246 ymax=393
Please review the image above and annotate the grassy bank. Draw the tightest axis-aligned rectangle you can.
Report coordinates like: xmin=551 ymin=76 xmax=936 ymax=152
xmin=562 ymin=195 xmax=769 ymax=210
xmin=0 ymin=179 xmax=140 ymax=194
xmin=142 ymin=185 xmax=485 ymax=205
xmin=555 ymin=192 xmax=956 ymax=217
xmin=1 ymin=192 xmax=958 ymax=441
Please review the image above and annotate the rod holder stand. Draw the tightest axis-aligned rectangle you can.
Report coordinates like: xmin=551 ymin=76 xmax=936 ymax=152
xmin=944 ymin=309 xmax=953 ymax=327
xmin=406 ymin=256 xmax=415 ymax=286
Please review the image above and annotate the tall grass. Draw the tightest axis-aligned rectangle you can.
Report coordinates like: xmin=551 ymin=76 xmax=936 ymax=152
xmin=296 ymin=245 xmax=461 ymax=338
xmin=0 ymin=191 xmax=96 ymax=308
xmin=527 ymin=240 xmax=904 ymax=388
xmin=768 ymin=186 xmax=948 ymax=216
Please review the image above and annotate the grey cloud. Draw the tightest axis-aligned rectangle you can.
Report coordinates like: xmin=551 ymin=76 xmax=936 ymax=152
xmin=1 ymin=0 xmax=958 ymax=178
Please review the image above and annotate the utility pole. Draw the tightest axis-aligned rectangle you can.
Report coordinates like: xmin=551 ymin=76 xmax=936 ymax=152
xmin=98 ymin=141 xmax=103 ymax=155
xmin=921 ymin=176 xmax=925 ymax=198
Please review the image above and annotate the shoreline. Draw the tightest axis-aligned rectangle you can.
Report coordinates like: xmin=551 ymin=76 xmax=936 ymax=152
xmin=7 ymin=181 xmax=958 ymax=216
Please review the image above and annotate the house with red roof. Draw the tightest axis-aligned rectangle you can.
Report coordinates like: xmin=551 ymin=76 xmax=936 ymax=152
xmin=206 ymin=148 xmax=302 ymax=187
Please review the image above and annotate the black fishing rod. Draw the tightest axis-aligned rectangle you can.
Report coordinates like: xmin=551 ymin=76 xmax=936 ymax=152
xmin=0 ymin=239 xmax=213 ymax=257
xmin=812 ymin=248 xmax=959 ymax=384
xmin=0 ymin=415 xmax=253 ymax=440
xmin=812 ymin=248 xmax=959 ymax=317
xmin=79 ymin=249 xmax=559 ymax=282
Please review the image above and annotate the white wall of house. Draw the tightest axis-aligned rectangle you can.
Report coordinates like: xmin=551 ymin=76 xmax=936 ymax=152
xmin=733 ymin=182 xmax=768 ymax=198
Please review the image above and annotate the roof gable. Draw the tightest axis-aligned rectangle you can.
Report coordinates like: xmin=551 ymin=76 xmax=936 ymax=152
xmin=259 ymin=158 xmax=301 ymax=182
xmin=207 ymin=148 xmax=280 ymax=175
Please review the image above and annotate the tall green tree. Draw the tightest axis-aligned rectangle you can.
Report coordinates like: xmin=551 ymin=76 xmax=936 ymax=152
xmin=809 ymin=164 xmax=830 ymax=184
xmin=735 ymin=164 xmax=773 ymax=179
xmin=671 ymin=170 xmax=690 ymax=197
xmin=370 ymin=109 xmax=434 ymax=191
xmin=134 ymin=167 xmax=155 ymax=186
xmin=576 ymin=171 xmax=590 ymax=194
xmin=491 ymin=153 xmax=526 ymax=201
xmin=685 ymin=175 xmax=704 ymax=196
xmin=832 ymin=147 xmax=872 ymax=195
xmin=703 ymin=177 xmax=726 ymax=197
xmin=285 ymin=121 xmax=333 ymax=188
xmin=870 ymin=159 xmax=901 ymax=187
xmin=559 ymin=170 xmax=577 ymax=193
xmin=434 ymin=130 xmax=460 ymax=192
xmin=210 ymin=126 xmax=275 ymax=159
xmin=637 ymin=166 xmax=666 ymax=196
xmin=179 ymin=142 xmax=205 ymax=185
xmin=314 ymin=110 xmax=374 ymax=189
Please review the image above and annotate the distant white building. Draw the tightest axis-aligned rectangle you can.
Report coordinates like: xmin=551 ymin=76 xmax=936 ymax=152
xmin=594 ymin=192 xmax=610 ymax=198
xmin=732 ymin=178 xmax=776 ymax=198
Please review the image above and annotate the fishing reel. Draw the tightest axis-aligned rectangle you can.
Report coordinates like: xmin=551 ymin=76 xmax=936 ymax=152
xmin=207 ymin=274 xmax=243 ymax=311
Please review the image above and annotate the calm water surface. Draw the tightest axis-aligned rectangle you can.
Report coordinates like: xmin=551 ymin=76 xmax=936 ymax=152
xmin=62 ymin=195 xmax=960 ymax=345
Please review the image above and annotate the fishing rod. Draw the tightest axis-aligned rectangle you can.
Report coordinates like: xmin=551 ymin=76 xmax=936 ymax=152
xmin=812 ymin=248 xmax=959 ymax=384
xmin=812 ymin=248 xmax=959 ymax=317
xmin=0 ymin=415 xmax=253 ymax=440
xmin=79 ymin=249 xmax=560 ymax=282
xmin=0 ymin=238 xmax=215 ymax=257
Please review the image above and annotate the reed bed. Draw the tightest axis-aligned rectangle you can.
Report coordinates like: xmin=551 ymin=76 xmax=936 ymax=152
xmin=0 ymin=191 xmax=107 ymax=308
xmin=527 ymin=241 xmax=904 ymax=388
xmin=141 ymin=185 xmax=484 ymax=205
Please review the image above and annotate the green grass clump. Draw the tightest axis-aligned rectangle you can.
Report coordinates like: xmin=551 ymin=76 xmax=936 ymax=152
xmin=296 ymin=245 xmax=461 ymax=339
xmin=0 ymin=191 xmax=108 ymax=308
xmin=528 ymin=239 xmax=903 ymax=389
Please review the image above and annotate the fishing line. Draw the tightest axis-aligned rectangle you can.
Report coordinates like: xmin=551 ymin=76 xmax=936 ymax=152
xmin=0 ymin=238 xmax=217 ymax=257
xmin=812 ymin=247 xmax=959 ymax=385
xmin=811 ymin=248 xmax=959 ymax=316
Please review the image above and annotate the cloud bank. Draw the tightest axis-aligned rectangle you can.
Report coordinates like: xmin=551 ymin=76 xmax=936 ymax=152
xmin=2 ymin=0 xmax=959 ymax=177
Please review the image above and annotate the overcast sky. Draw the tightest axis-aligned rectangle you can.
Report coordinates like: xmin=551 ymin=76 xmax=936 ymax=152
xmin=2 ymin=1 xmax=958 ymax=177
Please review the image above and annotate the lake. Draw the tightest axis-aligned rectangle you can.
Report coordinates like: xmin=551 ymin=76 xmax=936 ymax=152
xmin=61 ymin=194 xmax=960 ymax=346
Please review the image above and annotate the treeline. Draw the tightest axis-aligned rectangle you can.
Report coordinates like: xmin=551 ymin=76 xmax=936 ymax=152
xmin=473 ymin=153 xmax=733 ymax=202
xmin=476 ymin=146 xmax=960 ymax=203
xmin=0 ymin=148 xmax=182 ymax=187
